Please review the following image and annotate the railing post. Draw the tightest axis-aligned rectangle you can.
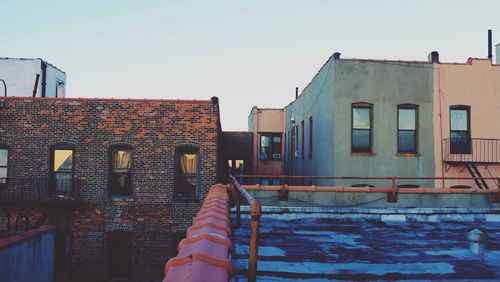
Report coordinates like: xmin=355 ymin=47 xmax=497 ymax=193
xmin=248 ymin=202 xmax=261 ymax=282
xmin=388 ymin=177 xmax=397 ymax=202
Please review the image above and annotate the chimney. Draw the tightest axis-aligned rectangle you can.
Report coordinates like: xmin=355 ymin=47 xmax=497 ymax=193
xmin=428 ymin=51 xmax=440 ymax=63
xmin=333 ymin=52 xmax=341 ymax=60
xmin=488 ymin=29 xmax=493 ymax=59
xmin=295 ymin=87 xmax=298 ymax=99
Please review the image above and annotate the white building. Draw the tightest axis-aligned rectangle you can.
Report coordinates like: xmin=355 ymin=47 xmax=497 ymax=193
xmin=0 ymin=58 xmax=66 ymax=98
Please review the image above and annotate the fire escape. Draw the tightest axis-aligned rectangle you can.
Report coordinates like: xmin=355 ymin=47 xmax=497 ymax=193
xmin=443 ymin=138 xmax=500 ymax=189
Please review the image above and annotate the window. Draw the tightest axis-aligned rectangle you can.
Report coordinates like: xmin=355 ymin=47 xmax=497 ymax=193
xmin=56 ymin=80 xmax=65 ymax=98
xmin=301 ymin=120 xmax=305 ymax=159
xmin=398 ymin=105 xmax=418 ymax=154
xmin=450 ymin=105 xmax=471 ymax=154
xmin=260 ymin=134 xmax=282 ymax=160
xmin=50 ymin=147 xmax=73 ymax=194
xmin=107 ymin=232 xmax=132 ymax=280
xmin=295 ymin=126 xmax=298 ymax=158
xmin=260 ymin=178 xmax=281 ymax=186
xmin=110 ymin=147 xmax=132 ymax=196
xmin=309 ymin=116 xmax=313 ymax=159
xmin=290 ymin=128 xmax=295 ymax=160
xmin=351 ymin=103 xmax=373 ymax=153
xmin=176 ymin=150 xmax=198 ymax=197
xmin=0 ymin=148 xmax=7 ymax=185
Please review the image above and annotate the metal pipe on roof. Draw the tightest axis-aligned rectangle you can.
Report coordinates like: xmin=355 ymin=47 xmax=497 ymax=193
xmin=41 ymin=61 xmax=47 ymax=98
xmin=32 ymin=74 xmax=40 ymax=97
xmin=488 ymin=29 xmax=493 ymax=59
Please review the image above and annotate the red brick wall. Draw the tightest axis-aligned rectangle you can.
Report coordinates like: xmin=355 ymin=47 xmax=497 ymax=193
xmin=0 ymin=97 xmax=220 ymax=282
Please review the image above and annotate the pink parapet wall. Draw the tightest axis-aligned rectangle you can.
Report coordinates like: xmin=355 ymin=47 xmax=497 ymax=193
xmin=433 ymin=58 xmax=500 ymax=189
xmin=163 ymin=184 xmax=232 ymax=282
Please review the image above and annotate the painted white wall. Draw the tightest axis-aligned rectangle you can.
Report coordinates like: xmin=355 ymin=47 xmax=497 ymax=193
xmin=0 ymin=58 xmax=66 ymax=98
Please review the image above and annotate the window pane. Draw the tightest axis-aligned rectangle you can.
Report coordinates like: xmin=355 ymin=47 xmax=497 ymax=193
xmin=179 ymin=153 xmax=197 ymax=174
xmin=260 ymin=179 xmax=270 ymax=185
xmin=0 ymin=149 xmax=7 ymax=166
xmin=0 ymin=168 xmax=7 ymax=179
xmin=54 ymin=150 xmax=73 ymax=172
xmin=398 ymin=109 xmax=416 ymax=130
xmin=113 ymin=150 xmax=131 ymax=172
xmin=398 ymin=131 xmax=416 ymax=152
xmin=353 ymin=108 xmax=370 ymax=129
xmin=235 ymin=160 xmax=244 ymax=170
xmin=352 ymin=129 xmax=370 ymax=151
xmin=261 ymin=136 xmax=270 ymax=147
xmin=450 ymin=110 xmax=468 ymax=130
xmin=450 ymin=131 xmax=470 ymax=154
xmin=272 ymin=136 xmax=281 ymax=143
xmin=227 ymin=160 xmax=233 ymax=168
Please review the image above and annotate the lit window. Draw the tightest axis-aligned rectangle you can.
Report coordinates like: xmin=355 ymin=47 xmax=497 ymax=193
xmin=51 ymin=148 xmax=73 ymax=194
xmin=110 ymin=147 xmax=132 ymax=196
xmin=0 ymin=148 xmax=8 ymax=184
xmin=352 ymin=103 xmax=372 ymax=153
xmin=260 ymin=134 xmax=282 ymax=160
xmin=398 ymin=105 xmax=418 ymax=153
xmin=176 ymin=150 xmax=198 ymax=197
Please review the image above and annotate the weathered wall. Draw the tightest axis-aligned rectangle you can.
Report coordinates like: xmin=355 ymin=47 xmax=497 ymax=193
xmin=0 ymin=226 xmax=55 ymax=282
xmin=333 ymin=60 xmax=435 ymax=187
xmin=433 ymin=59 xmax=500 ymax=188
xmin=247 ymin=190 xmax=500 ymax=209
xmin=284 ymin=56 xmax=336 ymax=185
xmin=0 ymin=97 xmax=220 ymax=282
xmin=0 ymin=58 xmax=66 ymax=98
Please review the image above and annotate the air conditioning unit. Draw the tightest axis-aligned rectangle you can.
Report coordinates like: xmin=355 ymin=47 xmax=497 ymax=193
xmin=272 ymin=153 xmax=281 ymax=159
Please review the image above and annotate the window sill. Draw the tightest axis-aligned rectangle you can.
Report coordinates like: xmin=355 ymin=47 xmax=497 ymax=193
xmin=350 ymin=152 xmax=376 ymax=157
xmin=110 ymin=195 xmax=134 ymax=202
xmin=396 ymin=153 xmax=421 ymax=157
xmin=174 ymin=196 xmax=200 ymax=203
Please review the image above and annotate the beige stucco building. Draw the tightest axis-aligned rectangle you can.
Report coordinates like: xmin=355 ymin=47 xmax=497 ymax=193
xmin=433 ymin=58 xmax=500 ymax=189
xmin=248 ymin=107 xmax=284 ymax=184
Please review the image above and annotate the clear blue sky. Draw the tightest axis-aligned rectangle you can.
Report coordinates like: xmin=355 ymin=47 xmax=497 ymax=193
xmin=2 ymin=0 xmax=499 ymax=130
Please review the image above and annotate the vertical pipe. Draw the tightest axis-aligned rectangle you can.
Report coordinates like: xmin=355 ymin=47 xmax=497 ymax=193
xmin=488 ymin=29 xmax=493 ymax=59
xmin=248 ymin=203 xmax=261 ymax=282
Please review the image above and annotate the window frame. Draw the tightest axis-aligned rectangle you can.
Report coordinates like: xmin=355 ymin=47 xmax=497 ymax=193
xmin=301 ymin=120 xmax=305 ymax=159
xmin=309 ymin=116 xmax=313 ymax=159
xmin=259 ymin=133 xmax=282 ymax=161
xmin=109 ymin=145 xmax=133 ymax=197
xmin=351 ymin=103 xmax=373 ymax=153
xmin=449 ymin=105 xmax=471 ymax=154
xmin=397 ymin=104 xmax=418 ymax=154
xmin=0 ymin=146 xmax=8 ymax=186
xmin=49 ymin=144 xmax=75 ymax=196
xmin=175 ymin=147 xmax=199 ymax=199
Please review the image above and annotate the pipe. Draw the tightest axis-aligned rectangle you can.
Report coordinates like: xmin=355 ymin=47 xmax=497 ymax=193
xmin=0 ymin=79 xmax=6 ymax=109
xmin=488 ymin=29 xmax=493 ymax=59
xmin=295 ymin=87 xmax=298 ymax=99
xmin=41 ymin=61 xmax=47 ymax=98
xmin=32 ymin=74 xmax=40 ymax=97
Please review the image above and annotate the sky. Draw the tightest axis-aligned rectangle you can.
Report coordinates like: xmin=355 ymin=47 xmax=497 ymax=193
xmin=1 ymin=0 xmax=499 ymax=130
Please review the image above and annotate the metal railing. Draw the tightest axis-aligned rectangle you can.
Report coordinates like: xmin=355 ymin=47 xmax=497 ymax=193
xmin=233 ymin=175 xmax=500 ymax=203
xmin=229 ymin=175 xmax=261 ymax=282
xmin=443 ymin=138 xmax=500 ymax=163
xmin=0 ymin=177 xmax=81 ymax=203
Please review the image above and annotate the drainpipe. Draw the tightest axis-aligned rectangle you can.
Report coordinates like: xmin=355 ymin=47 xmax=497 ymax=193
xmin=437 ymin=67 xmax=445 ymax=188
xmin=41 ymin=61 xmax=47 ymax=98
xmin=1 ymin=79 xmax=6 ymax=109
xmin=32 ymin=74 xmax=40 ymax=97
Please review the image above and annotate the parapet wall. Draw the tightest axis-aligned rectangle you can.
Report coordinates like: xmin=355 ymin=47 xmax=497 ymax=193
xmin=0 ymin=225 xmax=56 ymax=282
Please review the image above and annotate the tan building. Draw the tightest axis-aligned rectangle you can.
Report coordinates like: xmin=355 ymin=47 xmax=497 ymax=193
xmin=248 ymin=107 xmax=284 ymax=184
xmin=433 ymin=57 xmax=500 ymax=189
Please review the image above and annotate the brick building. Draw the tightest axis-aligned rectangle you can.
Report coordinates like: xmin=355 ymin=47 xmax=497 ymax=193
xmin=0 ymin=96 xmax=222 ymax=282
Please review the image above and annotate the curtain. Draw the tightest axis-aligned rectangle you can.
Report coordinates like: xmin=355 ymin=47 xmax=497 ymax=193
xmin=180 ymin=153 xmax=197 ymax=174
xmin=114 ymin=150 xmax=131 ymax=171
